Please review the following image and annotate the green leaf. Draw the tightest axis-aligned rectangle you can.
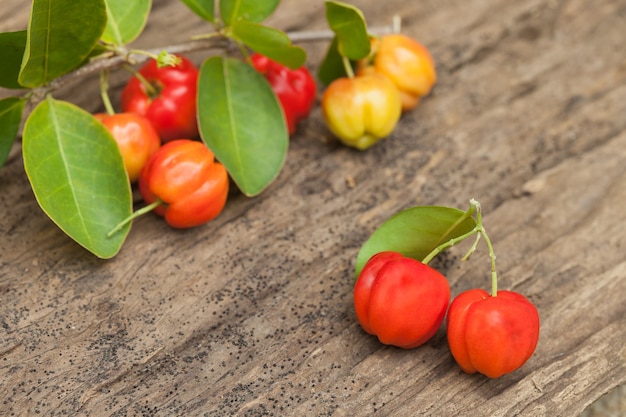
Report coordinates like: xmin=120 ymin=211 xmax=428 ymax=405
xmin=180 ymin=0 xmax=215 ymax=22
xmin=101 ymin=0 xmax=152 ymax=46
xmin=198 ymin=56 xmax=288 ymax=197
xmin=22 ymin=96 xmax=132 ymax=258
xmin=325 ymin=1 xmax=370 ymax=60
xmin=231 ymin=21 xmax=306 ymax=69
xmin=0 ymin=31 xmax=27 ymax=89
xmin=317 ymin=36 xmax=350 ymax=85
xmin=19 ymin=0 xmax=107 ymax=88
xmin=0 ymin=97 xmax=26 ymax=167
xmin=354 ymin=206 xmax=477 ymax=277
xmin=220 ymin=0 xmax=279 ymax=25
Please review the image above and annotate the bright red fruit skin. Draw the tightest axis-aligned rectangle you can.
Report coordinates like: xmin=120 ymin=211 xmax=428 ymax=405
xmin=138 ymin=139 xmax=229 ymax=228
xmin=121 ymin=55 xmax=199 ymax=142
xmin=250 ymin=53 xmax=317 ymax=135
xmin=446 ymin=289 xmax=540 ymax=378
xmin=354 ymin=251 xmax=451 ymax=349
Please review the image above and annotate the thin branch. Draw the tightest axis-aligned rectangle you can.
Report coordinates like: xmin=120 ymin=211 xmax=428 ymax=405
xmin=32 ymin=37 xmax=231 ymax=100
xmin=288 ymin=17 xmax=400 ymax=42
xmin=26 ymin=18 xmax=401 ymax=105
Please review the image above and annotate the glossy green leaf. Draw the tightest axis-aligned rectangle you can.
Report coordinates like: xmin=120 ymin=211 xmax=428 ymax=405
xmin=0 ymin=97 xmax=25 ymax=167
xmin=180 ymin=0 xmax=215 ymax=22
xmin=19 ymin=0 xmax=107 ymax=88
xmin=22 ymin=96 xmax=132 ymax=258
xmin=325 ymin=1 xmax=370 ymax=60
xmin=231 ymin=21 xmax=306 ymax=69
xmin=198 ymin=57 xmax=288 ymax=196
xmin=317 ymin=36 xmax=350 ymax=86
xmin=354 ymin=206 xmax=477 ymax=277
xmin=220 ymin=0 xmax=279 ymax=25
xmin=0 ymin=31 xmax=27 ymax=89
xmin=101 ymin=0 xmax=152 ymax=45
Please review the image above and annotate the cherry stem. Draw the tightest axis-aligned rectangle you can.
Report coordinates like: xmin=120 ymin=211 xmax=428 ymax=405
xmin=469 ymin=199 xmax=498 ymax=297
xmin=107 ymin=199 xmax=163 ymax=238
xmin=99 ymin=70 xmax=115 ymax=116
xmin=342 ymin=56 xmax=355 ymax=78
xmin=421 ymin=199 xmax=499 ymax=297
xmin=190 ymin=31 xmax=224 ymax=41
xmin=421 ymin=204 xmax=477 ymax=265
xmin=421 ymin=229 xmax=474 ymax=265
xmin=122 ymin=64 xmax=159 ymax=98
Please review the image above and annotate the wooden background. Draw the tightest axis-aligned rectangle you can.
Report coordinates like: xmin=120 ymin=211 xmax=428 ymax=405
xmin=1 ymin=0 xmax=625 ymax=416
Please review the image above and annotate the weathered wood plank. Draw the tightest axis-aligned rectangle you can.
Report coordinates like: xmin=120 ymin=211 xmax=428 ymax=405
xmin=1 ymin=0 xmax=625 ymax=415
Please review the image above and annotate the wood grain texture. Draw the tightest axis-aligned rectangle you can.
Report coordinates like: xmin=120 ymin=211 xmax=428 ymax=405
xmin=1 ymin=0 xmax=625 ymax=416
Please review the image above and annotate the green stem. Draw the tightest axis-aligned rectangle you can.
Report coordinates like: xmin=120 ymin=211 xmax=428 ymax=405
xmin=422 ymin=226 xmax=478 ymax=265
xmin=127 ymin=48 xmax=160 ymax=62
xmin=468 ymin=198 xmax=498 ymax=297
xmin=99 ymin=70 xmax=115 ymax=115
xmin=421 ymin=202 xmax=477 ymax=265
xmin=190 ymin=31 xmax=223 ymax=41
xmin=107 ymin=199 xmax=163 ymax=238
xmin=461 ymin=232 xmax=481 ymax=261
xmin=342 ymin=56 xmax=355 ymax=78
xmin=421 ymin=199 xmax=500 ymax=297
xmin=123 ymin=64 xmax=159 ymax=97
xmin=483 ymin=228 xmax=498 ymax=297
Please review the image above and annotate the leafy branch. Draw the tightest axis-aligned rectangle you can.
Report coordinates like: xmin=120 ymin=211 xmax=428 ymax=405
xmin=0 ymin=0 xmax=400 ymax=259
xmin=25 ymin=37 xmax=231 ymax=108
xmin=24 ymin=23 xmax=399 ymax=109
